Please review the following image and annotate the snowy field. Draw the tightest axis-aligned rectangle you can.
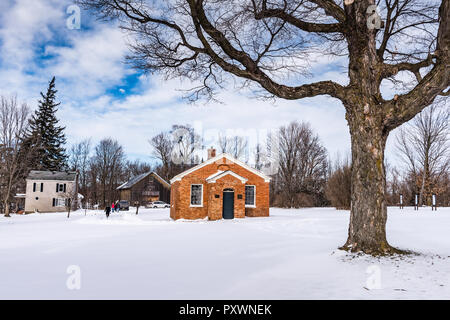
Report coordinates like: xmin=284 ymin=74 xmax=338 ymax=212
xmin=0 ymin=206 xmax=449 ymax=300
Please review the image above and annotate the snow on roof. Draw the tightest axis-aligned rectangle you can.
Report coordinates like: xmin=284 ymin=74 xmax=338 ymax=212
xmin=27 ymin=170 xmax=77 ymax=181
xmin=170 ymin=153 xmax=271 ymax=183
xmin=206 ymin=170 xmax=248 ymax=183
xmin=206 ymin=170 xmax=224 ymax=180
xmin=117 ymin=171 xmax=170 ymax=190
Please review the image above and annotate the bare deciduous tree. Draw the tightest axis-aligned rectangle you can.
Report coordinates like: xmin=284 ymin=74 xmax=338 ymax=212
xmin=124 ymin=159 xmax=152 ymax=180
xmin=274 ymin=121 xmax=328 ymax=207
xmin=0 ymin=95 xmax=30 ymax=217
xmin=396 ymin=103 xmax=449 ymax=205
xmin=218 ymin=134 xmax=248 ymax=160
xmin=326 ymin=155 xmax=352 ymax=210
xmin=254 ymin=143 xmax=263 ymax=170
xmin=91 ymin=138 xmax=125 ymax=207
xmin=149 ymin=132 xmax=174 ymax=180
xmin=69 ymin=138 xmax=92 ymax=198
xmin=79 ymin=0 xmax=450 ymax=254
xmin=170 ymin=124 xmax=202 ymax=168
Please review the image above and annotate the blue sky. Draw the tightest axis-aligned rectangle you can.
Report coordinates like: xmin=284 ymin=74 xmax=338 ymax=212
xmin=0 ymin=0 xmax=413 ymax=167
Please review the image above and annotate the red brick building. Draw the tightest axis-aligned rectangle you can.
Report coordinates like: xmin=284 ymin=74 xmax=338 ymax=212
xmin=169 ymin=149 xmax=270 ymax=220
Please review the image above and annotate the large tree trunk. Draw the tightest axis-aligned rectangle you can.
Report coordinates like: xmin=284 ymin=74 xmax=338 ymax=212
xmin=3 ymin=179 xmax=12 ymax=217
xmin=341 ymin=107 xmax=402 ymax=255
xmin=3 ymin=199 xmax=10 ymax=217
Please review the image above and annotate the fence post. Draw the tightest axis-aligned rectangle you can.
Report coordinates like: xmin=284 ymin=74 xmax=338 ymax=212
xmin=399 ymin=194 xmax=404 ymax=210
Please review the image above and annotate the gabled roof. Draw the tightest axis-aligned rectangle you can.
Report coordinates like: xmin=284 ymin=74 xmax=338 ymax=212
xmin=170 ymin=153 xmax=271 ymax=183
xmin=117 ymin=171 xmax=170 ymax=190
xmin=206 ymin=170 xmax=248 ymax=184
xmin=27 ymin=170 xmax=77 ymax=181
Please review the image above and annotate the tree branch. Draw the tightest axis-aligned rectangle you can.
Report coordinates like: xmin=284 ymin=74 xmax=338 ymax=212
xmin=381 ymin=54 xmax=435 ymax=82
xmin=309 ymin=0 xmax=346 ymax=22
xmin=188 ymin=0 xmax=346 ymax=100
xmin=382 ymin=0 xmax=449 ymax=131
xmin=383 ymin=58 xmax=448 ymax=131
xmin=253 ymin=1 xmax=344 ymax=33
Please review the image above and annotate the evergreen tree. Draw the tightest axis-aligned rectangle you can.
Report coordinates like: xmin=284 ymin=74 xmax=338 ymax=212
xmin=23 ymin=77 xmax=67 ymax=171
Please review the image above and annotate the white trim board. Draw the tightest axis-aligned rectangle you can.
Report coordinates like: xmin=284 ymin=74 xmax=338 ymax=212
xmin=206 ymin=170 xmax=248 ymax=184
xmin=170 ymin=153 xmax=271 ymax=183
xmin=189 ymin=184 xmax=203 ymax=207
xmin=245 ymin=185 xmax=256 ymax=207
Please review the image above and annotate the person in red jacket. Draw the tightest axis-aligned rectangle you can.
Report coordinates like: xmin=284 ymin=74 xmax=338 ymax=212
xmin=111 ymin=202 xmax=115 ymax=212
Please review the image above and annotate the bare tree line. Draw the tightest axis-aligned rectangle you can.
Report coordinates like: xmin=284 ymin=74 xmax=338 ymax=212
xmin=395 ymin=103 xmax=449 ymax=206
xmin=1 ymin=93 xmax=447 ymax=214
xmin=68 ymin=138 xmax=152 ymax=209
xmin=267 ymin=121 xmax=328 ymax=207
xmin=218 ymin=134 xmax=248 ymax=160
xmin=0 ymin=96 xmax=32 ymax=216
xmin=326 ymin=103 xmax=450 ymax=209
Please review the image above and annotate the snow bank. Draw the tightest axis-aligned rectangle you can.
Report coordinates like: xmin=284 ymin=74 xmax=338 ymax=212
xmin=0 ymin=206 xmax=449 ymax=299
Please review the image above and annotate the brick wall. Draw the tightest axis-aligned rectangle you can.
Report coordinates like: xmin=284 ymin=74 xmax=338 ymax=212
xmin=170 ymin=157 xmax=269 ymax=220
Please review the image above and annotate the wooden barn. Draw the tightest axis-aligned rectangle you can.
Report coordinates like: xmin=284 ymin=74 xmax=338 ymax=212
xmin=117 ymin=172 xmax=170 ymax=205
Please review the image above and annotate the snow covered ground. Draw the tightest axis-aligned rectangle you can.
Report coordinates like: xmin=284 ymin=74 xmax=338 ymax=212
xmin=0 ymin=206 xmax=449 ymax=299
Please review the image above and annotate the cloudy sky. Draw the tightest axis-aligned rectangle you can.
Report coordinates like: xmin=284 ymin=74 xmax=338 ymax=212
xmin=0 ymin=0 xmax=427 ymax=167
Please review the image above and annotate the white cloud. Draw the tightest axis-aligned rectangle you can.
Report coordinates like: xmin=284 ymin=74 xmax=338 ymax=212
xmin=0 ymin=0 xmax=65 ymax=68
xmin=46 ymin=25 xmax=131 ymax=98
xmin=59 ymin=75 xmax=350 ymax=162
xmin=0 ymin=0 xmax=68 ymax=104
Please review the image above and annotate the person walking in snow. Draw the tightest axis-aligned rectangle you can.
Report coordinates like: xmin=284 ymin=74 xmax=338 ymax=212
xmin=105 ymin=206 xmax=111 ymax=219
xmin=135 ymin=201 xmax=140 ymax=215
xmin=116 ymin=201 xmax=121 ymax=212
xmin=111 ymin=202 xmax=115 ymax=213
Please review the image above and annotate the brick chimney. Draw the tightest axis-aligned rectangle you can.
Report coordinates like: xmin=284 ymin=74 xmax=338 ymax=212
xmin=207 ymin=147 xmax=216 ymax=160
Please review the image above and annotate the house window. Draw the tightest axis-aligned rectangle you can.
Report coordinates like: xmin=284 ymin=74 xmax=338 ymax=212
xmin=190 ymin=184 xmax=203 ymax=207
xmin=245 ymin=185 xmax=255 ymax=207
xmin=54 ymin=198 xmax=66 ymax=207
xmin=56 ymin=183 xmax=66 ymax=193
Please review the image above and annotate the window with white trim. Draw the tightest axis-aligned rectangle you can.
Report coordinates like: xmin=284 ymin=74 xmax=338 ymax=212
xmin=190 ymin=184 xmax=203 ymax=206
xmin=55 ymin=198 xmax=66 ymax=207
xmin=245 ymin=185 xmax=255 ymax=206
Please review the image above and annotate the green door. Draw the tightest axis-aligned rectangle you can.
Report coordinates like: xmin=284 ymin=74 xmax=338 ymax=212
xmin=222 ymin=190 xmax=234 ymax=219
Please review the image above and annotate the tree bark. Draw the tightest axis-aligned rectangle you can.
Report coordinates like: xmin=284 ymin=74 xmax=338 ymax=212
xmin=341 ymin=106 xmax=401 ymax=255
xmin=3 ymin=199 xmax=10 ymax=217
xmin=3 ymin=176 xmax=13 ymax=217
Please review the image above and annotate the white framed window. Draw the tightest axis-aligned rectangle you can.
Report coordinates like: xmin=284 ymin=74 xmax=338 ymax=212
xmin=245 ymin=185 xmax=256 ymax=207
xmin=55 ymin=198 xmax=66 ymax=207
xmin=190 ymin=184 xmax=203 ymax=207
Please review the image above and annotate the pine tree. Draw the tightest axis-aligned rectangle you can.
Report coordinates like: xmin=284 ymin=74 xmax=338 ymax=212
xmin=23 ymin=77 xmax=67 ymax=171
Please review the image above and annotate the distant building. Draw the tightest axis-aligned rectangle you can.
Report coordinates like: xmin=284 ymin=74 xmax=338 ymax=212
xmin=169 ymin=148 xmax=270 ymax=220
xmin=24 ymin=171 xmax=78 ymax=213
xmin=117 ymin=172 xmax=170 ymax=205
